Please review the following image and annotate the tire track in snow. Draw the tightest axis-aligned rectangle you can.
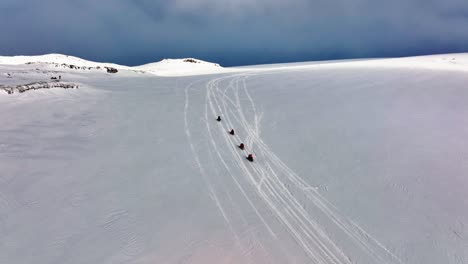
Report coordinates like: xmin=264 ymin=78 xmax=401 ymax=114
xmin=210 ymin=75 xmax=351 ymax=263
xmin=235 ymin=74 xmax=402 ymax=264
xmin=205 ymin=77 xmax=276 ymax=237
xmin=184 ymin=79 xmax=240 ymax=244
xmin=205 ymin=77 xmax=300 ymax=263
xmin=186 ymin=78 xmax=275 ymax=263
xmin=210 ymin=77 xmax=324 ymax=261
xmin=194 ymin=76 xmax=274 ymax=261
xmin=206 ymin=73 xmax=404 ymax=264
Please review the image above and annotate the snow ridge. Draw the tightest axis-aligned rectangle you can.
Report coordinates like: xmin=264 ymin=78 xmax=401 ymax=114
xmin=0 ymin=54 xmax=228 ymax=76
xmin=0 ymin=54 xmax=128 ymax=70
xmin=135 ymin=58 xmax=225 ymax=76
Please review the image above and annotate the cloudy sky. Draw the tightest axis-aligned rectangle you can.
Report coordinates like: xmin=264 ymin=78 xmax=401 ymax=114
xmin=1 ymin=0 xmax=468 ymax=66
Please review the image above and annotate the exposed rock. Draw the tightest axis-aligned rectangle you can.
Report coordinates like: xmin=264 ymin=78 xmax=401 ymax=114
xmin=183 ymin=59 xmax=199 ymax=63
xmin=24 ymin=61 xmax=119 ymax=74
xmin=105 ymin=67 xmax=118 ymax=73
xmin=0 ymin=81 xmax=78 ymax=94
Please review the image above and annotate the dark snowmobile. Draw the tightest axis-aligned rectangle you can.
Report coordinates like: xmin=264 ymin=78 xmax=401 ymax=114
xmin=239 ymin=143 xmax=245 ymax=150
xmin=229 ymin=129 xmax=235 ymax=135
xmin=247 ymin=154 xmax=254 ymax=162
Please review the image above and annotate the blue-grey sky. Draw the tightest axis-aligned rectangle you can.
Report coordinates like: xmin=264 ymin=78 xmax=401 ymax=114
xmin=1 ymin=0 xmax=468 ymax=66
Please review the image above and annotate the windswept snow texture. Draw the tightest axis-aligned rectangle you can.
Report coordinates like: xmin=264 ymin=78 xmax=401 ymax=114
xmin=1 ymin=54 xmax=468 ymax=263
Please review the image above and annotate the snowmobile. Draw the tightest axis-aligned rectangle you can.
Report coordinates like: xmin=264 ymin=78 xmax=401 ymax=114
xmin=229 ymin=129 xmax=235 ymax=135
xmin=216 ymin=116 xmax=221 ymax=122
xmin=247 ymin=154 xmax=254 ymax=162
xmin=239 ymin=143 xmax=245 ymax=150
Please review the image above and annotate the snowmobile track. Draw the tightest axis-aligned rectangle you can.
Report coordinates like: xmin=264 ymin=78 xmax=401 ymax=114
xmin=184 ymin=72 xmax=404 ymax=264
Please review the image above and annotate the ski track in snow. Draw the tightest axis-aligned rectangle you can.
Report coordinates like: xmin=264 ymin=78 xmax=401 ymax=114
xmin=184 ymin=72 xmax=405 ymax=263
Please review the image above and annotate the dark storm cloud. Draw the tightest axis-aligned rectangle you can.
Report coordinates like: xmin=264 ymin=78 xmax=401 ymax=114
xmin=1 ymin=0 xmax=468 ymax=66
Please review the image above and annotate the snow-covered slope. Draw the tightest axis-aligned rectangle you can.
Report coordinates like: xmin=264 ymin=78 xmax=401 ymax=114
xmin=238 ymin=53 xmax=468 ymax=72
xmin=0 ymin=54 xmax=230 ymax=76
xmin=135 ymin=58 xmax=228 ymax=76
xmin=1 ymin=53 xmax=467 ymax=77
xmin=1 ymin=54 xmax=468 ymax=264
xmin=0 ymin=53 xmax=130 ymax=70
xmin=329 ymin=53 xmax=468 ymax=72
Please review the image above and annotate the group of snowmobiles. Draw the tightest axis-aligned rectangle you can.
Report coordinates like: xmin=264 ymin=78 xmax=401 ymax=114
xmin=217 ymin=116 xmax=254 ymax=162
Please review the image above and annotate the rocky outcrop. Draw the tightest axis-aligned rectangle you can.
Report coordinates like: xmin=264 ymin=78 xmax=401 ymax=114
xmin=183 ymin=59 xmax=199 ymax=63
xmin=0 ymin=81 xmax=78 ymax=94
xmin=105 ymin=67 xmax=118 ymax=73
xmin=24 ymin=62 xmax=120 ymax=73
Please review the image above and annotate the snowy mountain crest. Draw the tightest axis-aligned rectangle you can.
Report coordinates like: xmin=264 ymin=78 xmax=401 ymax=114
xmin=0 ymin=54 xmax=225 ymax=76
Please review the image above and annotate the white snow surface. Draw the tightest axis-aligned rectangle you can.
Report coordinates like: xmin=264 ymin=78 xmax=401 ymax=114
xmin=0 ymin=54 xmax=230 ymax=76
xmin=1 ymin=53 xmax=468 ymax=264
xmin=0 ymin=53 xmax=130 ymax=70
xmin=135 ymin=58 xmax=230 ymax=76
